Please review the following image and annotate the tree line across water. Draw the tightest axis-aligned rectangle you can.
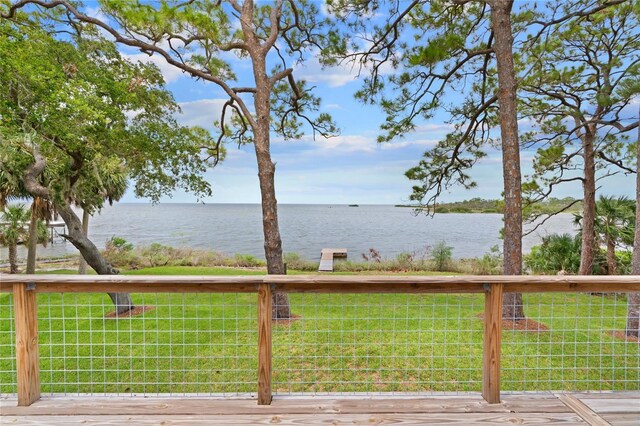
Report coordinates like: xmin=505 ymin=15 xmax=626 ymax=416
xmin=0 ymin=1 xmax=639 ymax=338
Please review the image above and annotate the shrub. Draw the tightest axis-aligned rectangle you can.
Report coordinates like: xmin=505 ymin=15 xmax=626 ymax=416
xmin=103 ymin=236 xmax=139 ymax=268
xmin=391 ymin=251 xmax=429 ymax=271
xmin=140 ymin=243 xmax=172 ymax=267
xmin=231 ymin=253 xmax=264 ymax=268
xmin=524 ymin=233 xmax=581 ymax=274
xmin=615 ymin=250 xmax=632 ymax=275
xmin=474 ymin=245 xmax=502 ymax=275
xmin=283 ymin=252 xmax=317 ymax=271
xmin=430 ymin=241 xmax=453 ymax=272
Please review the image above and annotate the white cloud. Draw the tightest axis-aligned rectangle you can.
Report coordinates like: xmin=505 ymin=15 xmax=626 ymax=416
xmin=325 ymin=103 xmax=345 ymax=110
xmin=294 ymin=57 xmax=358 ymax=88
xmin=413 ymin=123 xmax=455 ymax=133
xmin=380 ymin=139 xmax=440 ymax=150
xmin=177 ymin=98 xmax=229 ymax=129
xmin=281 ymin=134 xmax=378 ymax=153
xmin=123 ymin=53 xmax=186 ymax=84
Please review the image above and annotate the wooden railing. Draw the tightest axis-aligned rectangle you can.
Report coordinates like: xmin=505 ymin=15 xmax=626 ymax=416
xmin=1 ymin=274 xmax=638 ymax=407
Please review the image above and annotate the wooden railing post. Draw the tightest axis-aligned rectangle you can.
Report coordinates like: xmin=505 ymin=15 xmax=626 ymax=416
xmin=257 ymin=283 xmax=272 ymax=405
xmin=13 ymin=282 xmax=40 ymax=406
xmin=482 ymin=283 xmax=503 ymax=404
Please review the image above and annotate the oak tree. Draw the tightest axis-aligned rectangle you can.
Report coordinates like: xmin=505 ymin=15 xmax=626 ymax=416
xmin=0 ymin=17 xmax=219 ymax=313
xmin=4 ymin=0 xmax=339 ymax=319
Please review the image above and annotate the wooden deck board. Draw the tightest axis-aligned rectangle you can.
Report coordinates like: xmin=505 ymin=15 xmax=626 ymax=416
xmin=0 ymin=413 xmax=587 ymax=425
xmin=600 ymin=414 xmax=640 ymax=426
xmin=2 ymin=393 xmax=635 ymax=425
xmin=557 ymin=394 xmax=610 ymax=426
xmin=577 ymin=398 xmax=640 ymax=414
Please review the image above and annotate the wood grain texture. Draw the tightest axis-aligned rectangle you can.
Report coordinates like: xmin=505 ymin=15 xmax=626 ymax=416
xmin=0 ymin=394 xmax=578 ymax=416
xmin=0 ymin=413 xmax=587 ymax=425
xmin=5 ymin=393 xmax=638 ymax=425
xmin=557 ymin=395 xmax=611 ymax=426
xmin=600 ymin=414 xmax=640 ymax=426
xmin=2 ymin=274 xmax=639 ymax=294
xmin=0 ymin=394 xmax=581 ymax=415
xmin=577 ymin=397 xmax=640 ymax=414
xmin=13 ymin=283 xmax=40 ymax=406
xmin=257 ymin=283 xmax=272 ymax=405
xmin=482 ymin=283 xmax=503 ymax=404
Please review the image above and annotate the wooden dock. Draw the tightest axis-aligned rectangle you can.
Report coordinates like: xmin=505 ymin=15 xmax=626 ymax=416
xmin=1 ymin=392 xmax=638 ymax=425
xmin=318 ymin=248 xmax=347 ymax=272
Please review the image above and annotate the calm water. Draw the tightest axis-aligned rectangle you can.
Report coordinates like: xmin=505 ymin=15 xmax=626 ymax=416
xmin=9 ymin=204 xmax=577 ymax=262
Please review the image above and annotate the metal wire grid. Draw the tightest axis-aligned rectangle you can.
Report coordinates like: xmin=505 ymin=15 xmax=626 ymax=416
xmin=36 ymin=292 xmax=257 ymax=397
xmin=0 ymin=293 xmax=16 ymax=395
xmin=272 ymin=293 xmax=484 ymax=395
xmin=502 ymin=292 xmax=640 ymax=392
xmin=2 ymin=289 xmax=639 ymax=397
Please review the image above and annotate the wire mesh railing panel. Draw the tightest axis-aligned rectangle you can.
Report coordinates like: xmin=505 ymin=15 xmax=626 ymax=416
xmin=272 ymin=293 xmax=484 ymax=395
xmin=0 ymin=293 xmax=16 ymax=396
xmin=502 ymin=292 xmax=640 ymax=392
xmin=37 ymin=292 xmax=257 ymax=397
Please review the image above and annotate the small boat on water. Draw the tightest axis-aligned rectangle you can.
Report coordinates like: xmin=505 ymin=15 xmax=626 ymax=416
xmin=348 ymin=204 xmax=359 ymax=207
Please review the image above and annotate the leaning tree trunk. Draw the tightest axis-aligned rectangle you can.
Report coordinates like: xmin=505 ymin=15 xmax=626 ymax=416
xmin=579 ymin=131 xmax=597 ymax=275
xmin=57 ymin=203 xmax=133 ymax=314
xmin=626 ymin=109 xmax=640 ymax=338
xmin=8 ymin=244 xmax=18 ymax=274
xmin=252 ymin=71 xmax=290 ymax=319
xmin=22 ymin=146 xmax=132 ymax=314
xmin=490 ymin=0 xmax=525 ymax=321
xmin=26 ymin=207 xmax=38 ymax=274
xmin=78 ymin=209 xmax=89 ymax=275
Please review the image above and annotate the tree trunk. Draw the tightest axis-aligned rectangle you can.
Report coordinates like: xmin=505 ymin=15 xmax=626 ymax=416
xmin=26 ymin=207 xmax=38 ymax=274
xmin=8 ymin=244 xmax=18 ymax=274
xmin=626 ymin=108 xmax=640 ymax=338
xmin=253 ymin=98 xmax=291 ymax=319
xmin=606 ymin=237 xmax=616 ymax=275
xmin=57 ymin=203 xmax=133 ymax=315
xmin=78 ymin=209 xmax=89 ymax=275
xmin=247 ymin=24 xmax=290 ymax=319
xmin=490 ymin=0 xmax=525 ymax=321
xmin=579 ymin=131 xmax=597 ymax=275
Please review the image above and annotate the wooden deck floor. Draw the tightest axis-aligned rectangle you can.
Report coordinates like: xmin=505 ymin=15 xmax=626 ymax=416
xmin=1 ymin=392 xmax=638 ymax=425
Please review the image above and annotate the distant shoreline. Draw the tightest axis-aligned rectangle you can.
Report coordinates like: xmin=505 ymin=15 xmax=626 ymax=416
xmin=395 ymin=197 xmax=583 ymax=215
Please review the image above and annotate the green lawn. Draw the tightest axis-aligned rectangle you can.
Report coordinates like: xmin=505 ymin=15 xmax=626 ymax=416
xmin=0 ymin=266 xmax=638 ymax=395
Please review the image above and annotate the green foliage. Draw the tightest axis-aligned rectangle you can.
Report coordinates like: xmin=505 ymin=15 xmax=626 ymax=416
xmin=524 ymin=234 xmax=582 ymax=275
xmin=520 ymin=1 xmax=640 ymax=208
xmin=473 ymin=245 xmax=503 ymax=275
xmin=595 ymin=196 xmax=635 ymax=247
xmin=430 ymin=241 xmax=453 ymax=272
xmin=231 ymin=253 xmax=264 ymax=268
xmin=108 ymin=237 xmax=133 ymax=252
xmin=103 ymin=236 xmax=138 ymax=269
xmin=615 ymin=251 xmax=633 ymax=275
xmin=141 ymin=243 xmax=172 ymax=268
xmin=0 ymin=18 xmax=220 ymax=210
xmin=0 ymin=204 xmax=29 ymax=247
xmin=283 ymin=252 xmax=318 ymax=272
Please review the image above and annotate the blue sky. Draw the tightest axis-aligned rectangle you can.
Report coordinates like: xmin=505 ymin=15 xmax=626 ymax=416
xmin=114 ymin=7 xmax=637 ymax=205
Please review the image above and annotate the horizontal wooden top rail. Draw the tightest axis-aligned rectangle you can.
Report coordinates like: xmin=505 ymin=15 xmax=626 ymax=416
xmin=1 ymin=274 xmax=638 ymax=294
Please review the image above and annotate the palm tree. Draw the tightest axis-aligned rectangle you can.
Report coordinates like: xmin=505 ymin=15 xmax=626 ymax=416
xmin=574 ymin=196 xmax=635 ymax=275
xmin=595 ymin=196 xmax=635 ymax=275
xmin=1 ymin=154 xmax=54 ymax=273
xmin=0 ymin=204 xmax=30 ymax=273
